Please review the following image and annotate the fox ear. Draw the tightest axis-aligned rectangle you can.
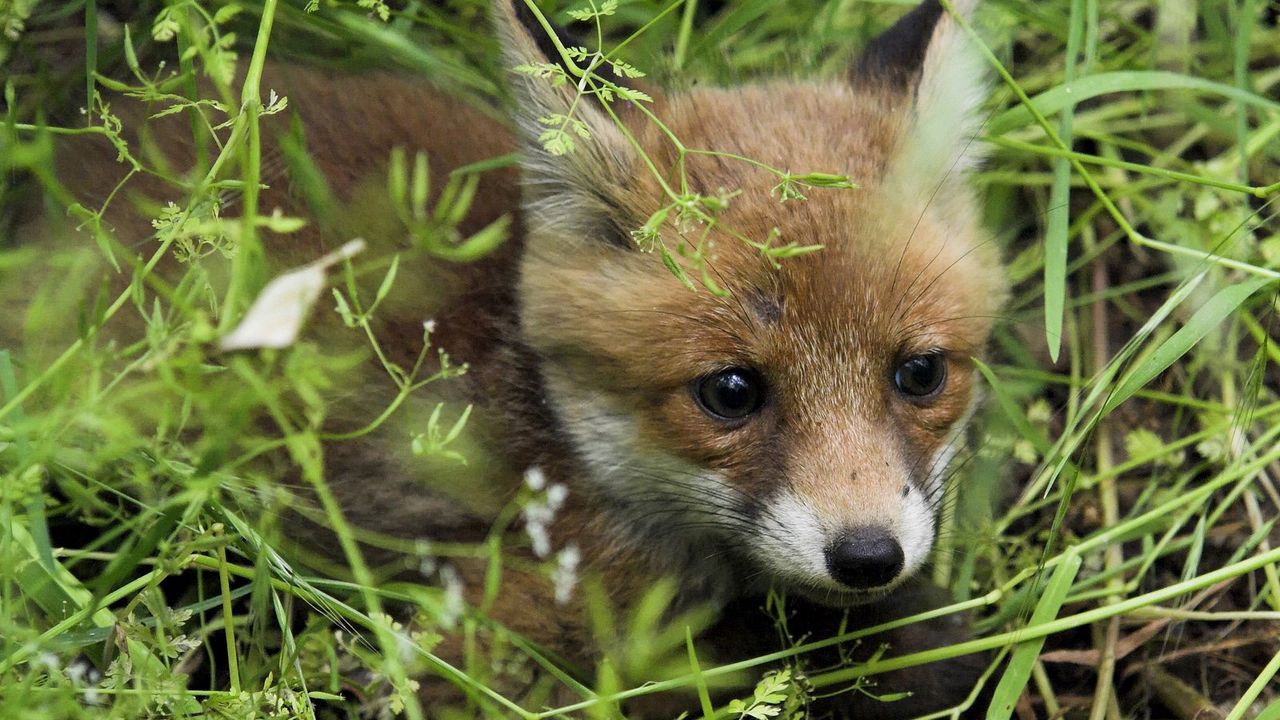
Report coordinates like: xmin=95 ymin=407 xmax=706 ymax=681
xmin=855 ymin=0 xmax=988 ymax=185
xmin=491 ymin=0 xmax=635 ymax=244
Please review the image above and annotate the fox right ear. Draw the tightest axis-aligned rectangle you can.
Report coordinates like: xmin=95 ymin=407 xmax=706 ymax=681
xmin=852 ymin=0 xmax=948 ymax=90
xmin=491 ymin=0 xmax=636 ymax=245
xmin=853 ymin=0 xmax=988 ymax=188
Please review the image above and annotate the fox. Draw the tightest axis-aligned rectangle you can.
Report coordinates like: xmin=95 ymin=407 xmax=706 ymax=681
xmin=8 ymin=0 xmax=1008 ymax=715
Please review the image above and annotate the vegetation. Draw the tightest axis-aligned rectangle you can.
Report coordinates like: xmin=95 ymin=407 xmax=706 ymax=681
xmin=1 ymin=0 xmax=1278 ymax=718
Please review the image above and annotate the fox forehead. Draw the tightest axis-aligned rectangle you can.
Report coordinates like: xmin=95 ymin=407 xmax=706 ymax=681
xmin=525 ymin=80 xmax=1000 ymax=373
xmin=645 ymin=82 xmax=911 ymax=182
xmin=522 ymin=200 xmax=995 ymax=412
xmin=604 ymin=82 xmax=911 ymax=224
xmin=522 ymin=96 xmax=998 ymax=376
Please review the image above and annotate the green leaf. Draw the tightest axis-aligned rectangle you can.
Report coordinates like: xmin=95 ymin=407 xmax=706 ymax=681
xmin=614 ymin=85 xmax=654 ymax=103
xmin=1042 ymin=137 xmax=1070 ymax=362
xmin=986 ymin=550 xmax=1082 ymax=720
xmin=373 ymin=254 xmax=400 ymax=308
xmin=151 ymin=9 xmax=179 ymax=42
xmin=567 ymin=0 xmax=617 ymax=20
xmin=442 ymin=404 xmax=472 ymax=445
xmin=764 ymin=242 xmax=823 ymax=259
xmin=1255 ymin=699 xmax=1280 ymax=720
xmin=989 ymin=71 xmax=1280 ymax=136
xmin=257 ymin=212 xmax=306 ymax=233
xmin=538 ymin=127 xmax=574 ymax=156
xmin=974 ymin=359 xmax=1053 ymax=457
xmin=1103 ymin=276 xmax=1275 ymax=415
xmin=123 ymin=25 xmax=141 ymax=76
xmin=685 ymin=626 xmax=715 ymax=720
xmin=149 ymin=101 xmax=194 ymax=119
xmin=388 ymin=147 xmax=407 ymax=209
xmin=661 ymin=245 xmax=697 ymax=291
xmin=789 ymin=172 xmax=856 ymax=189
xmin=213 ymin=4 xmax=241 ymax=24
xmin=514 ymin=62 xmax=562 ymax=79
xmin=1043 ymin=0 xmax=1085 ymax=362
xmin=411 ymin=151 xmax=430 ymax=219
xmin=331 ymin=289 xmax=357 ymax=327
xmin=609 ymin=60 xmax=645 ymax=78
xmin=431 ymin=215 xmax=511 ymax=262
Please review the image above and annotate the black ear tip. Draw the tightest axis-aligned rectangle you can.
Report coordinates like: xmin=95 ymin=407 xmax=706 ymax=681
xmin=852 ymin=0 xmax=946 ymax=89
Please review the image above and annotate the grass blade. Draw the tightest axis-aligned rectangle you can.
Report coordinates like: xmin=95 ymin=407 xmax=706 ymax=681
xmin=986 ymin=550 xmax=1082 ymax=720
xmin=990 ymin=70 xmax=1280 ymax=136
xmin=1103 ymin=277 xmax=1275 ymax=415
xmin=1043 ymin=0 xmax=1085 ymax=362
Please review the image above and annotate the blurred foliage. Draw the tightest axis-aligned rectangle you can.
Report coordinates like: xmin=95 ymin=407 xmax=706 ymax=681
xmin=1 ymin=0 xmax=1278 ymax=718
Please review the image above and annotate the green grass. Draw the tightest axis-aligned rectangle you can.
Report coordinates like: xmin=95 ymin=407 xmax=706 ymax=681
xmin=2 ymin=0 xmax=1279 ymax=718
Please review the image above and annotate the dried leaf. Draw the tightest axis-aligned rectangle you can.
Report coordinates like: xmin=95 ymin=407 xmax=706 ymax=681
xmin=218 ymin=239 xmax=366 ymax=351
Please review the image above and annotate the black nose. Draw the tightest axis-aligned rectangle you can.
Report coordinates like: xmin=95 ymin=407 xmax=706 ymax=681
xmin=824 ymin=527 xmax=904 ymax=589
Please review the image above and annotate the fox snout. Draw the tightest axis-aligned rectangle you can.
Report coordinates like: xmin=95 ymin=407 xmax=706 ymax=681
xmin=825 ymin=526 xmax=905 ymax=590
xmin=749 ymin=428 xmax=952 ymax=600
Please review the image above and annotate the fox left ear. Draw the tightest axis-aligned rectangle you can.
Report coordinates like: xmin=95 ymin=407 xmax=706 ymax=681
xmin=491 ymin=0 xmax=637 ymax=246
xmin=854 ymin=0 xmax=988 ymax=187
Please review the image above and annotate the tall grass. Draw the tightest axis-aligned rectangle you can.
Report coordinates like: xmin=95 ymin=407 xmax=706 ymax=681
xmin=1 ymin=0 xmax=1278 ymax=718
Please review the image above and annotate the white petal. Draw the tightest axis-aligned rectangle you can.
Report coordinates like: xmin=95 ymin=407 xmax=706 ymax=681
xmin=219 ymin=239 xmax=366 ymax=351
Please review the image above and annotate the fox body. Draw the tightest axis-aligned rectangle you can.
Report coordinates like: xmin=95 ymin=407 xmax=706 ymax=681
xmin=22 ymin=0 xmax=1007 ymax=714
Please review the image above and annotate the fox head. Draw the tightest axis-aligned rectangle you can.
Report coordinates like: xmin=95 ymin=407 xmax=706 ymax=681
xmin=494 ymin=0 xmax=1006 ymax=604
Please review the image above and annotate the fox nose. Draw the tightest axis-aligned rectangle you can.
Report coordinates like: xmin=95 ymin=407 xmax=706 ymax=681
xmin=825 ymin=527 xmax=904 ymax=589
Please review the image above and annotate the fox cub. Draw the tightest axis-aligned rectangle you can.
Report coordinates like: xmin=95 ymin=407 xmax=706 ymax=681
xmin=29 ymin=0 xmax=1007 ymax=715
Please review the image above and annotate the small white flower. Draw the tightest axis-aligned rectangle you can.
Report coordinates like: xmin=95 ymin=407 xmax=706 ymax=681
xmin=524 ymin=501 xmax=552 ymax=527
xmin=546 ymin=483 xmax=568 ymax=510
xmin=67 ymin=660 xmax=89 ymax=684
xmin=67 ymin=658 xmax=103 ymax=704
xmin=553 ymin=544 xmax=581 ymax=605
xmin=523 ymin=468 xmax=565 ymax=557
xmin=37 ymin=652 xmax=60 ymax=671
xmin=523 ymin=493 xmax=559 ymax=558
xmin=396 ymin=629 xmax=416 ymax=663
xmin=423 ymin=319 xmax=437 ymax=333
xmin=439 ymin=565 xmax=465 ymax=627
xmin=526 ymin=522 xmax=551 ymax=558
xmin=418 ymin=555 xmax=437 ymax=578
xmin=524 ymin=466 xmax=546 ymax=491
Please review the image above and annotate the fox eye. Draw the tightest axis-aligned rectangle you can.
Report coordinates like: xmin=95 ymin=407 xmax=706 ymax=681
xmin=695 ymin=368 xmax=765 ymax=421
xmin=894 ymin=352 xmax=947 ymax=398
